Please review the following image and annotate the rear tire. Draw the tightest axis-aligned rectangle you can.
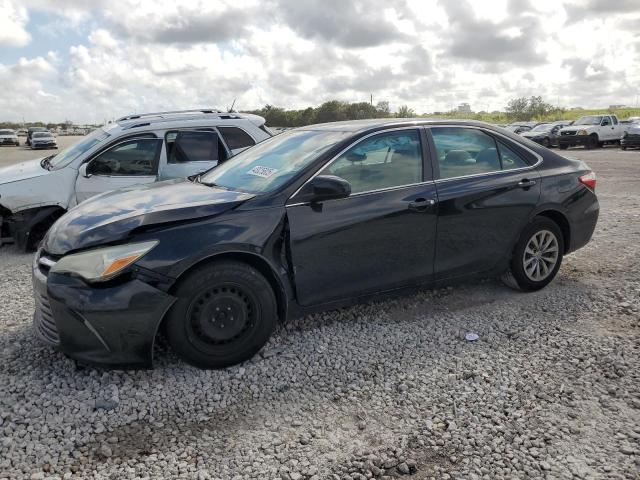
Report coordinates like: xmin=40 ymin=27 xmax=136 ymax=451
xmin=502 ymin=217 xmax=564 ymax=292
xmin=165 ymin=261 xmax=277 ymax=369
xmin=542 ymin=137 xmax=551 ymax=148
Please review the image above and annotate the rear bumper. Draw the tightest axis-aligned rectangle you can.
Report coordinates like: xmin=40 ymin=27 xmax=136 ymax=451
xmin=32 ymin=256 xmax=176 ymax=369
xmin=566 ymin=189 xmax=599 ymax=254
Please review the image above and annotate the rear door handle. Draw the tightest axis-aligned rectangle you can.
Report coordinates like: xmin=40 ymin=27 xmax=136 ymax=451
xmin=408 ymin=197 xmax=436 ymax=212
xmin=517 ymin=179 xmax=537 ymax=188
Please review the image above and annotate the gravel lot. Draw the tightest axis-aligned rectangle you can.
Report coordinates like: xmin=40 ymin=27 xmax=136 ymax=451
xmin=0 ymin=147 xmax=639 ymax=479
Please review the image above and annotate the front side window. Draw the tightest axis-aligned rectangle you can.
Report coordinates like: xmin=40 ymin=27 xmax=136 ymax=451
xmin=87 ymin=138 xmax=161 ymax=176
xmin=319 ymin=130 xmax=423 ymax=194
xmin=601 ymin=117 xmax=611 ymax=126
xmin=431 ymin=127 xmax=528 ymax=179
xmin=218 ymin=126 xmax=256 ymax=150
xmin=200 ymin=130 xmax=351 ymax=194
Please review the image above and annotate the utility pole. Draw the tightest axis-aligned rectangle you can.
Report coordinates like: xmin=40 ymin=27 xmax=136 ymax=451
xmin=370 ymin=94 xmax=373 ymax=106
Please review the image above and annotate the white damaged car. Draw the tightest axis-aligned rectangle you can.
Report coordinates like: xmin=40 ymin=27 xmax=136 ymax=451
xmin=0 ymin=109 xmax=270 ymax=250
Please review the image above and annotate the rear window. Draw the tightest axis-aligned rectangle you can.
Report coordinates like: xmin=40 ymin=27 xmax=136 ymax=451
xmin=218 ymin=127 xmax=256 ymax=150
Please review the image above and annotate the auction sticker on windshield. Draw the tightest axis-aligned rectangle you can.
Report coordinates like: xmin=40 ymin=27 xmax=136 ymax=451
xmin=247 ymin=166 xmax=278 ymax=178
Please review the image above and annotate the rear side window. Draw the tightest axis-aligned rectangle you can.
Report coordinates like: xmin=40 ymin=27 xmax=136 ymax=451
xmin=168 ymin=131 xmax=219 ymax=164
xmin=218 ymin=127 xmax=255 ymax=150
xmin=431 ymin=128 xmax=528 ymax=179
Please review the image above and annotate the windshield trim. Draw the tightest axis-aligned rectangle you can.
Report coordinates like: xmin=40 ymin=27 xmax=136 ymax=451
xmin=49 ymin=128 xmax=110 ymax=170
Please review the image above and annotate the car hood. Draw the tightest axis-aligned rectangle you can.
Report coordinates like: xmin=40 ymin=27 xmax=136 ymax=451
xmin=0 ymin=134 xmax=17 ymax=139
xmin=627 ymin=125 xmax=640 ymax=135
xmin=0 ymin=158 xmax=49 ymax=185
xmin=44 ymin=179 xmax=255 ymax=255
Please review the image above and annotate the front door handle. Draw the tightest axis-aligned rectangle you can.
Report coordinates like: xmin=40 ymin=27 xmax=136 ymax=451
xmin=517 ymin=179 xmax=537 ymax=188
xmin=408 ymin=198 xmax=436 ymax=212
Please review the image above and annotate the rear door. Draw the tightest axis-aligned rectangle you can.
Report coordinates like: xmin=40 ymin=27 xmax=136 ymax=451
xmin=428 ymin=126 xmax=541 ymax=279
xmin=160 ymin=130 xmax=225 ymax=180
xmin=75 ymin=137 xmax=162 ymax=203
xmin=286 ymin=128 xmax=438 ymax=306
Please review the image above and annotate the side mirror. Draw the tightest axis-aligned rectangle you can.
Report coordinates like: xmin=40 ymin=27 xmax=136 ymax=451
xmin=296 ymin=175 xmax=351 ymax=204
xmin=79 ymin=163 xmax=92 ymax=178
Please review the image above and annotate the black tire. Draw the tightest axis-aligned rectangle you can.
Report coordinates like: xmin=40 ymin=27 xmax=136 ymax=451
xmin=586 ymin=134 xmax=598 ymax=149
xmin=559 ymin=144 xmax=568 ymax=150
xmin=542 ymin=137 xmax=551 ymax=148
xmin=502 ymin=217 xmax=564 ymax=292
xmin=621 ymin=145 xmax=627 ymax=151
xmin=165 ymin=260 xmax=277 ymax=369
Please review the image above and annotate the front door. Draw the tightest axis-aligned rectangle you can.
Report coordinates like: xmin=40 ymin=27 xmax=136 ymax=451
xmin=286 ymin=128 xmax=438 ymax=306
xmin=75 ymin=137 xmax=162 ymax=203
xmin=428 ymin=126 xmax=541 ymax=279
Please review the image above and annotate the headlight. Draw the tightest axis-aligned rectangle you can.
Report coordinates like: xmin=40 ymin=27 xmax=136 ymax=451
xmin=50 ymin=241 xmax=158 ymax=282
xmin=577 ymin=130 xmax=588 ymax=135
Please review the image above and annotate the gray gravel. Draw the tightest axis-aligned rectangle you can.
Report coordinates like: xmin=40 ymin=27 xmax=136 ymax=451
xmin=1 ymin=147 xmax=639 ymax=479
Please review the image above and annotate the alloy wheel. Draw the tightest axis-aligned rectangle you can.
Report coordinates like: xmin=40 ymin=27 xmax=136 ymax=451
xmin=522 ymin=229 xmax=559 ymax=282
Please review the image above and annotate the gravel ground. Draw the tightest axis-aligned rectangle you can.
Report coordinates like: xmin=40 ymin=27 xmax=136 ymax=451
xmin=1 ymin=147 xmax=639 ymax=480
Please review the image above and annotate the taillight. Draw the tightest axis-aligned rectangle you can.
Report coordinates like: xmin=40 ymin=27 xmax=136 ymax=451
xmin=579 ymin=171 xmax=596 ymax=191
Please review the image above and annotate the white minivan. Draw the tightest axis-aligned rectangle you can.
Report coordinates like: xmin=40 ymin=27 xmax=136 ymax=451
xmin=0 ymin=109 xmax=271 ymax=250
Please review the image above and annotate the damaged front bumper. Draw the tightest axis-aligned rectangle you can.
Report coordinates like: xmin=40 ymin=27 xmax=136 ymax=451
xmin=32 ymin=250 xmax=176 ymax=369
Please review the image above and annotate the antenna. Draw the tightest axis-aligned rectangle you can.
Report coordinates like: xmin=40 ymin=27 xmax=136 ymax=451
xmin=228 ymin=98 xmax=237 ymax=112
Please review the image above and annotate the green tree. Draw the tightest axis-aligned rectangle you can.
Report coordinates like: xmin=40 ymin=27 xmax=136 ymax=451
xmin=506 ymin=97 xmax=530 ymax=121
xmin=396 ymin=105 xmax=416 ymax=118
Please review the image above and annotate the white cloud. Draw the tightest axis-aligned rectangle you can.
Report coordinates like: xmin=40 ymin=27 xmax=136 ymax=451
xmin=1 ymin=0 xmax=640 ymax=122
xmin=0 ymin=0 xmax=31 ymax=47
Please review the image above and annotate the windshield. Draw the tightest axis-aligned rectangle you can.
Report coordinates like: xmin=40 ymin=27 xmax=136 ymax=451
xmin=33 ymin=132 xmax=52 ymax=138
xmin=574 ymin=116 xmax=603 ymax=125
xmin=200 ymin=129 xmax=351 ymax=194
xmin=0 ymin=129 xmax=14 ymax=135
xmin=530 ymin=124 xmax=551 ymax=132
xmin=49 ymin=128 xmax=110 ymax=170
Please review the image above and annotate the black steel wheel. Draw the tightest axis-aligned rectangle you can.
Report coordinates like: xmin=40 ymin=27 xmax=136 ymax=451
xmin=165 ymin=260 xmax=277 ymax=368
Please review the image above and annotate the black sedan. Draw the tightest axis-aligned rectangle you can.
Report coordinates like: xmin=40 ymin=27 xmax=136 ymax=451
xmin=33 ymin=119 xmax=599 ymax=369
xmin=520 ymin=121 xmax=572 ymax=147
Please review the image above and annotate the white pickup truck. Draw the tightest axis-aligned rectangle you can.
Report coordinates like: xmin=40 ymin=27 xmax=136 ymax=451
xmin=558 ymin=114 xmax=626 ymax=149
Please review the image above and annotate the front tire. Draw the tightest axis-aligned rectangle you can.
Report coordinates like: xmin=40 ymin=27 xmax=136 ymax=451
xmin=165 ymin=261 xmax=277 ymax=369
xmin=587 ymin=134 xmax=599 ymax=149
xmin=502 ymin=217 xmax=564 ymax=292
xmin=542 ymin=137 xmax=551 ymax=148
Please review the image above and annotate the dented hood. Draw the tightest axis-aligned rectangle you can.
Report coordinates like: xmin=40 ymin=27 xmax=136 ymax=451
xmin=44 ymin=179 xmax=254 ymax=255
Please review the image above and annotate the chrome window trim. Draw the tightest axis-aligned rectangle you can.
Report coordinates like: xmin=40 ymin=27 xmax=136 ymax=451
xmin=287 ymin=126 xmax=425 ymax=205
xmin=428 ymin=125 xmax=543 ymax=183
xmin=287 ymin=180 xmax=436 ymax=207
xmin=286 ymin=123 xmax=544 ymax=206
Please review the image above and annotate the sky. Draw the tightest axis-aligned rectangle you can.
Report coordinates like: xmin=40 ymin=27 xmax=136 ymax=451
xmin=0 ymin=0 xmax=639 ymax=123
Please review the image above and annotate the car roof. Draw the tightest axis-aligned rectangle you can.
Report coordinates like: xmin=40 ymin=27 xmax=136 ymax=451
xmin=296 ymin=118 xmax=498 ymax=133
